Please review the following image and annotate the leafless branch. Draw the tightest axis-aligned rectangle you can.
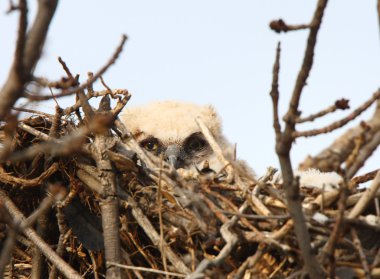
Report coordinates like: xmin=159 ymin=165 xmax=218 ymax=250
xmin=296 ymin=98 xmax=350 ymax=123
xmin=0 ymin=0 xmax=58 ymax=120
xmin=294 ymin=89 xmax=380 ymax=138
xmin=269 ymin=19 xmax=311 ymax=33
xmin=24 ymin=35 xmax=128 ymax=101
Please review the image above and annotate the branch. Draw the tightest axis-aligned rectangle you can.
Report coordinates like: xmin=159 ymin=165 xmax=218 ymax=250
xmin=299 ymin=100 xmax=380 ymax=171
xmin=270 ymin=42 xmax=282 ymax=139
xmin=272 ymin=1 xmax=328 ymax=278
xmin=294 ymin=89 xmax=380 ymax=138
xmin=296 ymin=98 xmax=350 ymax=123
xmin=0 ymin=0 xmax=58 ymax=120
xmin=25 ymin=35 xmax=128 ymax=101
xmin=346 ymin=129 xmax=380 ymax=178
xmin=269 ymin=19 xmax=311 ymax=33
xmin=348 ymin=170 xmax=380 ymax=219
xmin=0 ymin=189 xmax=82 ymax=279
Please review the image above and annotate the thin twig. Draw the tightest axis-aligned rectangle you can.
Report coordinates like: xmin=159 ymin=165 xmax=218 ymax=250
xmin=108 ymin=262 xmax=186 ymax=278
xmin=294 ymin=90 xmax=380 ymax=138
xmin=270 ymin=42 xmax=282 ymax=139
xmin=348 ymin=170 xmax=380 ymax=219
xmin=346 ymin=130 xmax=380 ymax=178
xmin=296 ymin=98 xmax=350 ymax=123
xmin=0 ymin=0 xmax=58 ymax=120
xmin=269 ymin=19 xmax=311 ymax=33
xmin=25 ymin=35 xmax=128 ymax=101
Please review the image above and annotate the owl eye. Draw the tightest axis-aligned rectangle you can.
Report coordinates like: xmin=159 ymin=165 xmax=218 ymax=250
xmin=185 ymin=134 xmax=207 ymax=152
xmin=140 ymin=138 xmax=159 ymax=152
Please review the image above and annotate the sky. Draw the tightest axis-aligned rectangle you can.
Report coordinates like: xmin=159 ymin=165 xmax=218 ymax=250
xmin=1 ymin=1 xmax=379 ymax=175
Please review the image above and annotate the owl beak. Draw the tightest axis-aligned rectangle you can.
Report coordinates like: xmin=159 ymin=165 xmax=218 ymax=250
xmin=164 ymin=144 xmax=183 ymax=169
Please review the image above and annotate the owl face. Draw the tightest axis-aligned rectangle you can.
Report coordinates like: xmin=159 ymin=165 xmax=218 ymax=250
xmin=121 ymin=101 xmax=224 ymax=170
xmin=138 ymin=132 xmax=212 ymax=169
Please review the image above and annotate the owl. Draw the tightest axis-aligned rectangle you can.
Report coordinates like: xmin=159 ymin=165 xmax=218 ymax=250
xmin=120 ymin=101 xmax=254 ymax=181
xmin=120 ymin=101 xmax=342 ymax=189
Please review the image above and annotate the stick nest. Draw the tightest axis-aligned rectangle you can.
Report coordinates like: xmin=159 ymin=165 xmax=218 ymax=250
xmin=0 ymin=89 xmax=379 ymax=279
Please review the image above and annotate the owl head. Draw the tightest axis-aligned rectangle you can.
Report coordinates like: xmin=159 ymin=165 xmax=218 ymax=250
xmin=120 ymin=101 xmax=227 ymax=169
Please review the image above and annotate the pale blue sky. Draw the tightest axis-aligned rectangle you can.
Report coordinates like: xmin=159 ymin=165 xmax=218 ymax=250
xmin=1 ymin=1 xmax=379 ymax=175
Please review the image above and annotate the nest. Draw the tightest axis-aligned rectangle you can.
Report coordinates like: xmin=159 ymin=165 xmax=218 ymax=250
xmin=0 ymin=89 xmax=379 ymax=279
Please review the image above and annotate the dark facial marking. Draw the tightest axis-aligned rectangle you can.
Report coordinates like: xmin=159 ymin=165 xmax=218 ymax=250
xmin=184 ymin=133 xmax=208 ymax=154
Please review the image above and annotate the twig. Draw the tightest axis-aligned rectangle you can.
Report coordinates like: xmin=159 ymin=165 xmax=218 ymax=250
xmin=195 ymin=117 xmax=235 ymax=183
xmin=0 ymin=189 xmax=80 ymax=279
xmin=108 ymin=262 xmax=186 ymax=278
xmin=0 ymin=0 xmax=58 ymax=120
xmin=25 ymin=35 xmax=128 ymax=101
xmin=270 ymin=42 xmax=282 ymax=138
xmin=14 ymin=0 xmax=27 ymax=80
xmin=187 ymin=202 xmax=249 ymax=279
xmin=296 ymin=98 xmax=350 ymax=123
xmin=157 ymin=156 xmax=168 ymax=276
xmin=351 ymin=228 xmax=371 ymax=279
xmin=346 ymin=130 xmax=380 ymax=178
xmin=352 ymin=168 xmax=380 ymax=185
xmin=18 ymin=122 xmax=52 ymax=141
xmin=294 ymin=90 xmax=380 ymax=137
xmin=319 ymin=179 xmax=350 ymax=275
xmin=0 ymin=162 xmax=58 ymax=188
xmin=12 ymin=107 xmax=53 ymax=118
xmin=348 ymin=170 xmax=380 ymax=219
xmin=269 ymin=19 xmax=311 ymax=33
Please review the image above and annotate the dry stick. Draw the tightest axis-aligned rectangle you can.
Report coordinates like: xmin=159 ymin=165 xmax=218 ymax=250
xmin=108 ymin=262 xmax=186 ymax=278
xmin=273 ymin=1 xmax=328 ymax=278
xmin=294 ymin=89 xmax=380 ymax=138
xmin=346 ymin=130 xmax=380 ymax=178
xmin=25 ymin=35 xmax=128 ymax=101
xmin=0 ymin=210 xmax=16 ymax=277
xmin=13 ymin=0 xmax=27 ymax=80
xmin=18 ymin=122 xmax=52 ymax=141
xmin=195 ymin=117 xmax=235 ymax=183
xmin=0 ymin=162 xmax=58 ymax=188
xmin=232 ymin=244 xmax=265 ymax=279
xmin=300 ymin=100 xmax=380 ymax=171
xmin=352 ymin=168 xmax=380 ymax=185
xmin=348 ymin=170 xmax=380 ymax=219
xmin=351 ymin=228 xmax=371 ymax=279
xmin=76 ymin=167 xmax=191 ymax=274
xmin=319 ymin=179 xmax=350 ymax=276
xmin=12 ymin=107 xmax=54 ymax=118
xmin=48 ymin=206 xmax=68 ymax=279
xmin=0 ymin=190 xmax=81 ymax=279
xmin=270 ymin=43 xmax=282 ymax=138
xmin=269 ymin=19 xmax=311 ymax=33
xmin=187 ymin=202 xmax=248 ymax=279
xmin=295 ymin=98 xmax=349 ymax=123
xmin=0 ymin=0 xmax=58 ymax=120
xmin=91 ymin=129 xmax=122 ymax=277
xmin=157 ymin=156 xmax=168 ymax=277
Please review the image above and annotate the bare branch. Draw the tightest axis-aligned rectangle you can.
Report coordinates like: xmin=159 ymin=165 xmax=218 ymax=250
xmin=294 ymin=89 xmax=380 ymax=138
xmin=0 ymin=0 xmax=58 ymax=120
xmin=25 ymin=35 xmax=128 ymax=101
xmin=296 ymin=98 xmax=350 ymax=123
xmin=270 ymin=19 xmax=311 ymax=33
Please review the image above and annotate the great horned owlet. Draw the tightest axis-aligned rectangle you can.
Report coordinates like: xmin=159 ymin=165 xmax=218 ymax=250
xmin=121 ymin=101 xmax=344 ymax=189
xmin=120 ymin=101 xmax=254 ymax=180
